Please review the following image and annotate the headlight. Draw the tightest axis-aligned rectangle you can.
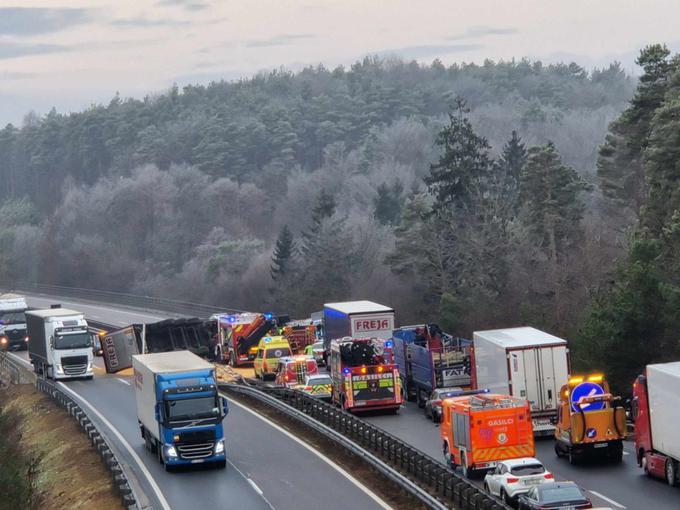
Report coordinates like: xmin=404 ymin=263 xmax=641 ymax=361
xmin=215 ymin=439 xmax=225 ymax=454
xmin=0 ymin=337 xmax=7 ymax=344
xmin=24 ymin=336 xmax=29 ymax=342
xmin=164 ymin=445 xmax=178 ymax=458
xmin=56 ymin=364 xmax=64 ymax=374
xmin=88 ymin=362 xmax=93 ymax=370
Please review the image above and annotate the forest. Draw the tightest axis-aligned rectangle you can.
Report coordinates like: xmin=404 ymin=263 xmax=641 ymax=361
xmin=0 ymin=49 xmax=676 ymax=391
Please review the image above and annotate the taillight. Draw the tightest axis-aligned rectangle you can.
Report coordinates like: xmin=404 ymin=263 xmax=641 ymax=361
xmin=432 ymin=399 xmax=442 ymax=406
xmin=506 ymin=477 xmax=519 ymax=484
xmin=284 ymin=375 xmax=289 ymax=381
xmin=544 ymin=473 xmax=553 ymax=479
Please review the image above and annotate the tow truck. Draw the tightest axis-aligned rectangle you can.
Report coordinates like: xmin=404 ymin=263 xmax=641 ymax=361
xmin=212 ymin=312 xmax=276 ymax=366
xmin=553 ymin=374 xmax=626 ymax=464
xmin=329 ymin=337 xmax=401 ymax=413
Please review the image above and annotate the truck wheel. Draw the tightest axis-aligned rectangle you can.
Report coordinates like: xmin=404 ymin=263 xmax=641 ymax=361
xmin=554 ymin=442 xmax=564 ymax=458
xmin=46 ymin=365 xmax=54 ymax=380
xmin=215 ymin=460 xmax=227 ymax=469
xmin=461 ymin=452 xmax=475 ymax=479
xmin=608 ymin=444 xmax=623 ymax=464
xmin=229 ymin=352 xmax=236 ymax=367
xmin=666 ymin=458 xmax=678 ymax=487
xmin=568 ymin=449 xmax=577 ymax=465
xmin=443 ymin=443 xmax=455 ymax=469
xmin=417 ymin=390 xmax=426 ymax=409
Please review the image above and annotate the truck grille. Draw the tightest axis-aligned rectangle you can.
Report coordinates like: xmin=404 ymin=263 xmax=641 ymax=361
xmin=177 ymin=442 xmax=214 ymax=460
xmin=5 ymin=328 xmax=25 ymax=341
xmin=62 ymin=355 xmax=88 ymax=376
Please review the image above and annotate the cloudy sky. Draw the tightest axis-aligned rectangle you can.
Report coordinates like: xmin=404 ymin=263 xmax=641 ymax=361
xmin=1 ymin=0 xmax=679 ymax=125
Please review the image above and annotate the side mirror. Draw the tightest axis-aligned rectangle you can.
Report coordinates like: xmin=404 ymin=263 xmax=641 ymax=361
xmin=49 ymin=337 xmax=54 ymax=350
xmin=550 ymin=416 xmax=557 ymax=426
xmin=221 ymin=396 xmax=229 ymax=418
xmin=154 ymin=403 xmax=161 ymax=422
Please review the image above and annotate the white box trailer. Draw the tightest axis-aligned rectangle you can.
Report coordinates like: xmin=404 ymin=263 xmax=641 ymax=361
xmin=473 ymin=327 xmax=570 ymax=435
xmin=646 ymin=363 xmax=680 ymax=462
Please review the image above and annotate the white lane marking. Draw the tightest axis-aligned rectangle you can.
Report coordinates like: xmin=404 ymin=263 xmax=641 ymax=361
xmin=53 ymin=382 xmax=173 ymax=510
xmin=589 ymin=490 xmax=626 ymax=509
xmin=232 ymin=463 xmax=274 ymax=510
xmin=623 ymin=450 xmax=630 ymax=455
xmin=225 ymin=396 xmax=392 ymax=510
xmin=116 ymin=377 xmax=131 ymax=386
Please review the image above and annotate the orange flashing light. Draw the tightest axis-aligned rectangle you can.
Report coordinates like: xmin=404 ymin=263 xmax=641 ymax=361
xmin=377 ymin=366 xmax=384 ymax=373
xmin=568 ymin=376 xmax=584 ymax=385
xmin=587 ymin=374 xmax=604 ymax=383
xmin=360 ymin=366 xmax=367 ymax=374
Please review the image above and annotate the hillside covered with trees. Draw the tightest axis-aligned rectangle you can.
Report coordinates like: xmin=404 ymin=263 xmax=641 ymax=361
xmin=0 ymin=53 xmax=658 ymax=386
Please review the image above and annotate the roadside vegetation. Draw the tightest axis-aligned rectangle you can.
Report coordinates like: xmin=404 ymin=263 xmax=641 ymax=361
xmin=0 ymin=384 xmax=121 ymax=510
xmin=0 ymin=46 xmax=677 ymax=393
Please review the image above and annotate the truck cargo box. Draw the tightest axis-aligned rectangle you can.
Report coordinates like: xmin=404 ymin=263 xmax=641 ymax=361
xmin=646 ymin=362 xmax=680 ymax=461
xmin=323 ymin=301 xmax=394 ymax=353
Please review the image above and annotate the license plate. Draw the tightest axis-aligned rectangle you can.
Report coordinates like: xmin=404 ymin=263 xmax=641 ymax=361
xmin=561 ymin=507 xmax=575 ymax=510
xmin=593 ymin=443 xmax=608 ymax=448
xmin=523 ymin=479 xmax=541 ymax=485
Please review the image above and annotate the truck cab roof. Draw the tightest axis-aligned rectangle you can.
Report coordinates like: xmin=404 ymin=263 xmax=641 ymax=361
xmin=132 ymin=350 xmax=214 ymax=373
xmin=26 ymin=308 xmax=83 ymax=318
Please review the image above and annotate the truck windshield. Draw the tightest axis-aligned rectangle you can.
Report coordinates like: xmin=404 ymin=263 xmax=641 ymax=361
xmin=165 ymin=396 xmax=219 ymax=424
xmin=55 ymin=332 xmax=91 ymax=350
xmin=0 ymin=311 xmax=26 ymax=325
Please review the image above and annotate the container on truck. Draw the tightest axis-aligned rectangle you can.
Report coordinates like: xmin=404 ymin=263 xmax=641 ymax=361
xmin=554 ymin=373 xmax=626 ymax=464
xmin=329 ymin=336 xmax=401 ymax=413
xmin=101 ymin=318 xmax=217 ymax=373
xmin=323 ymin=301 xmax=395 ymax=363
xmin=27 ymin=307 xmax=94 ymax=380
xmin=392 ymin=324 xmax=474 ymax=407
xmin=473 ymin=327 xmax=570 ymax=436
xmin=0 ymin=293 xmax=29 ymax=351
xmin=633 ymin=362 xmax=680 ymax=486
xmin=440 ymin=391 xmax=535 ymax=478
xmin=133 ymin=350 xmax=228 ymax=471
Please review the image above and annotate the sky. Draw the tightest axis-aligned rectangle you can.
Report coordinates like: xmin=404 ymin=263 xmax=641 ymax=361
xmin=1 ymin=0 xmax=680 ymax=125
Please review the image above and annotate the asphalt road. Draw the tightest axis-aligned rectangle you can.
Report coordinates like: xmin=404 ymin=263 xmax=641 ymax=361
xmin=20 ymin=294 xmax=680 ymax=510
xmin=16 ymin=296 xmax=388 ymax=510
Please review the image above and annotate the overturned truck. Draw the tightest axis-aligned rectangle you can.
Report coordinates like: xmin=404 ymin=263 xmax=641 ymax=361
xmin=101 ymin=318 xmax=217 ymax=373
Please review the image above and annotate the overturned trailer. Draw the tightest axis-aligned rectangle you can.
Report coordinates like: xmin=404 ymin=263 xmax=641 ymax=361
xmin=101 ymin=318 xmax=217 ymax=373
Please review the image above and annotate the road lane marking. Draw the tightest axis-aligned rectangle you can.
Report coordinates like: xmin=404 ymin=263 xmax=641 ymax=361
xmin=231 ymin=463 xmax=274 ymax=510
xmin=589 ymin=490 xmax=626 ymax=509
xmin=225 ymin=396 xmax=392 ymax=510
xmin=54 ymin=381 xmax=173 ymax=510
xmin=116 ymin=377 xmax=131 ymax=386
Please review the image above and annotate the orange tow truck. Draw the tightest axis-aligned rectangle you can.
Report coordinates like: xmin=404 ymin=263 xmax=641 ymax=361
xmin=441 ymin=391 xmax=535 ymax=478
xmin=553 ymin=374 xmax=626 ymax=464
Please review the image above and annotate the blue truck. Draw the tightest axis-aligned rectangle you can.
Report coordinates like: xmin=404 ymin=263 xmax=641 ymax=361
xmin=133 ymin=350 xmax=229 ymax=471
xmin=391 ymin=324 xmax=474 ymax=408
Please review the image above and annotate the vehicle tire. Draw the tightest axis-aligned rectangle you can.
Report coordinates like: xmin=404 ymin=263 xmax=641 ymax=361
xmin=608 ymin=444 xmax=623 ymax=464
xmin=229 ymin=351 xmax=236 ymax=367
xmin=568 ymin=449 xmax=577 ymax=465
xmin=554 ymin=442 xmax=564 ymax=458
xmin=501 ymin=489 xmax=512 ymax=505
xmin=215 ymin=460 xmax=227 ymax=469
xmin=164 ymin=463 xmax=175 ymax=473
xmin=425 ymin=404 xmax=432 ymax=420
xmin=665 ymin=458 xmax=678 ymax=487
xmin=461 ymin=452 xmax=474 ymax=479
xmin=443 ymin=443 xmax=455 ymax=470
xmin=417 ymin=390 xmax=426 ymax=409
xmin=46 ymin=365 xmax=54 ymax=380
xmin=156 ymin=440 xmax=164 ymax=465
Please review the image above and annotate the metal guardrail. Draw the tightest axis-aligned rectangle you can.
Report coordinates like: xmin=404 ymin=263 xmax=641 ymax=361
xmin=0 ymin=352 xmax=142 ymax=510
xmin=7 ymin=281 xmax=246 ymax=316
xmin=222 ymin=382 xmax=510 ymax=510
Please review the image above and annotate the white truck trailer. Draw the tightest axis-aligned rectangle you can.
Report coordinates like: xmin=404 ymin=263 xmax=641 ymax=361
xmin=26 ymin=307 xmax=94 ymax=380
xmin=473 ymin=327 xmax=570 ymax=435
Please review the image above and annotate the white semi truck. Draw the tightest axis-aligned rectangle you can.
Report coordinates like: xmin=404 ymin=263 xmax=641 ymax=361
xmin=473 ymin=327 xmax=570 ymax=435
xmin=26 ymin=307 xmax=94 ymax=380
xmin=0 ymin=293 xmax=29 ymax=351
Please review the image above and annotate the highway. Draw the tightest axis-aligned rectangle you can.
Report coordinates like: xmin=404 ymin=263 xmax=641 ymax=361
xmin=12 ymin=296 xmax=389 ymax=510
xmin=16 ymin=294 xmax=680 ymax=510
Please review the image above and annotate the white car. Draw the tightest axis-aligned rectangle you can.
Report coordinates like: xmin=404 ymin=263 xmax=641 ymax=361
xmin=484 ymin=457 xmax=553 ymax=504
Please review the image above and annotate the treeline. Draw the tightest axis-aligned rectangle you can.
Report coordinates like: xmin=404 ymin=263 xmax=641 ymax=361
xmin=0 ymin=55 xmax=647 ymax=387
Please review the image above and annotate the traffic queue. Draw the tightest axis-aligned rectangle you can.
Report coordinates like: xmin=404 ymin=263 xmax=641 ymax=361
xmin=94 ymin=297 xmax=674 ymax=508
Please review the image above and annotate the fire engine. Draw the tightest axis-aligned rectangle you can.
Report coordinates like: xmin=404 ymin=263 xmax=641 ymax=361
xmin=212 ymin=312 xmax=276 ymax=366
xmin=282 ymin=323 xmax=317 ymax=354
xmin=274 ymin=355 xmax=319 ymax=387
xmin=329 ymin=337 xmax=401 ymax=413
xmin=441 ymin=391 xmax=535 ymax=478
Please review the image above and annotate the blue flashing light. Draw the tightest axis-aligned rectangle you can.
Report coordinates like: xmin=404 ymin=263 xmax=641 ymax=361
xmin=264 ymin=313 xmax=273 ymax=320
xmin=228 ymin=316 xmax=236 ymax=323
xmin=384 ymin=340 xmax=393 ymax=348
xmin=264 ymin=337 xmax=272 ymax=343
xmin=342 ymin=368 xmax=351 ymax=375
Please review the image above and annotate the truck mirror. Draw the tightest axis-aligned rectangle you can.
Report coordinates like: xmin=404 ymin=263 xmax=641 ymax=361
xmin=49 ymin=337 xmax=54 ymax=350
xmin=221 ymin=396 xmax=229 ymax=418
xmin=550 ymin=416 xmax=558 ymax=426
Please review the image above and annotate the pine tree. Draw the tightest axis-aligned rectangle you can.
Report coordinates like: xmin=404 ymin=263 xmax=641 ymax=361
xmin=373 ymin=180 xmax=404 ymax=226
xmin=520 ymin=143 xmax=590 ymax=257
xmin=425 ymin=98 xmax=492 ymax=211
xmin=499 ymin=131 xmax=527 ymax=199
xmin=300 ymin=188 xmax=336 ymax=257
xmin=270 ymin=225 xmax=295 ymax=280
xmin=597 ymin=44 xmax=677 ymax=215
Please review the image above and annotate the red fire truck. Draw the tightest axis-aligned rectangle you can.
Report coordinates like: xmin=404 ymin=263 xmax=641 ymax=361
xmin=282 ymin=323 xmax=317 ymax=354
xmin=329 ymin=337 xmax=401 ymax=413
xmin=212 ymin=312 xmax=276 ymax=367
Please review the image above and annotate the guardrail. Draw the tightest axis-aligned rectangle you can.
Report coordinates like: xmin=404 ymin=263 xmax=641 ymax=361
xmin=0 ymin=352 xmax=143 ymax=510
xmin=222 ymin=381 xmax=510 ymax=510
xmin=6 ymin=281 xmax=246 ymax=316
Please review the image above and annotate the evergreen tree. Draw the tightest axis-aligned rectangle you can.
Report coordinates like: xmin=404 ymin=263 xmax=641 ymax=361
xmin=597 ymin=45 xmax=677 ymax=215
xmin=373 ymin=180 xmax=404 ymax=226
xmin=270 ymin=225 xmax=295 ymax=280
xmin=425 ymin=98 xmax=492 ymax=211
xmin=520 ymin=143 xmax=590 ymax=257
xmin=300 ymin=188 xmax=336 ymax=256
xmin=499 ymin=130 xmax=527 ymax=201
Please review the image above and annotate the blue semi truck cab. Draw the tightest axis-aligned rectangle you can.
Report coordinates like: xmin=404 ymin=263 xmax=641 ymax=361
xmin=133 ymin=350 xmax=228 ymax=470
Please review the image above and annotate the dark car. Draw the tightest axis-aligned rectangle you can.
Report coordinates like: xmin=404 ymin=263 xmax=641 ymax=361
xmin=425 ymin=387 xmax=462 ymax=422
xmin=517 ymin=481 xmax=592 ymax=509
